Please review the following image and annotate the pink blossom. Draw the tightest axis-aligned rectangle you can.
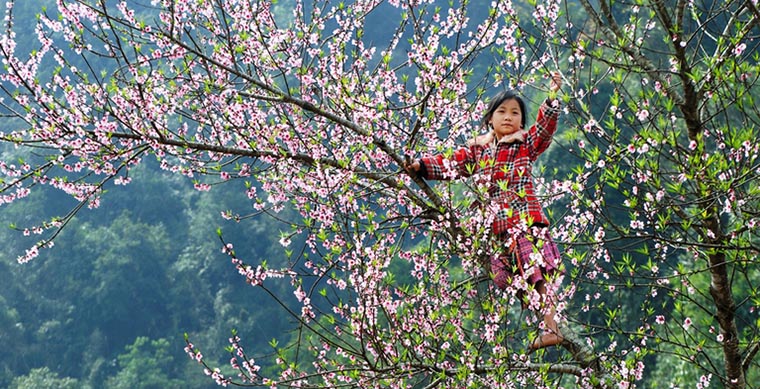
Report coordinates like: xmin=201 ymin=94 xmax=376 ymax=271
xmin=734 ymin=43 xmax=746 ymax=56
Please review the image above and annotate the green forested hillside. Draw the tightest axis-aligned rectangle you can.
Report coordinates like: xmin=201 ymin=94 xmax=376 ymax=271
xmin=1 ymin=161 xmax=294 ymax=387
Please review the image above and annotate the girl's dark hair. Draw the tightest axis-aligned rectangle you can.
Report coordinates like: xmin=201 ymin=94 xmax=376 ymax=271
xmin=481 ymin=89 xmax=526 ymax=129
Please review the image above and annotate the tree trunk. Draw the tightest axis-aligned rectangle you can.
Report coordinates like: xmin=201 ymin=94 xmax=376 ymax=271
xmin=706 ymin=213 xmax=745 ymax=388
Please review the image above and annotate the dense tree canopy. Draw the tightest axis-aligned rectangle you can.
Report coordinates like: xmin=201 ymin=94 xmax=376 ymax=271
xmin=1 ymin=0 xmax=759 ymax=388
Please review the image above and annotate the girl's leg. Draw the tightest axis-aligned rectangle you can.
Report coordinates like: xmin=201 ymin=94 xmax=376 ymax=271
xmin=530 ymin=281 xmax=563 ymax=350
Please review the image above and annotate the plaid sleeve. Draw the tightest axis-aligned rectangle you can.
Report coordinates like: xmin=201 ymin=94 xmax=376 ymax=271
xmin=528 ymin=99 xmax=560 ymax=157
xmin=420 ymin=145 xmax=482 ymax=180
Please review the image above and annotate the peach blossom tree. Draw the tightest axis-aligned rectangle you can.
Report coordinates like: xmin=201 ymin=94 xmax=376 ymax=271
xmin=1 ymin=0 xmax=759 ymax=388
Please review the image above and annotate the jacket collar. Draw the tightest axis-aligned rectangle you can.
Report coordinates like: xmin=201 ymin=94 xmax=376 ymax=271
xmin=495 ymin=129 xmax=527 ymax=145
xmin=469 ymin=129 xmax=527 ymax=148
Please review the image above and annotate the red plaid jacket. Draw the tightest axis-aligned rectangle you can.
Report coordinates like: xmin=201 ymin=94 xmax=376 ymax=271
xmin=419 ymin=99 xmax=560 ymax=236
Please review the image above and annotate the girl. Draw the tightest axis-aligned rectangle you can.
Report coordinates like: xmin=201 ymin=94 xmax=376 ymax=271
xmin=406 ymin=73 xmax=564 ymax=350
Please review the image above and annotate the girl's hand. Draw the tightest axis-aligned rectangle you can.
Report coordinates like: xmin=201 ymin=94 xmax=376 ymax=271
xmin=550 ymin=72 xmax=562 ymax=92
xmin=404 ymin=160 xmax=421 ymax=173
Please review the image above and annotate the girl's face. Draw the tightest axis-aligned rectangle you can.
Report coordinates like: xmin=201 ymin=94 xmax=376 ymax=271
xmin=489 ymin=98 xmax=523 ymax=140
